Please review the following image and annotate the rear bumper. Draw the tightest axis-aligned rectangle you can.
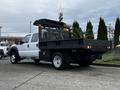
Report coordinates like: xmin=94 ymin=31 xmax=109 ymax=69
xmin=83 ymin=40 xmax=112 ymax=53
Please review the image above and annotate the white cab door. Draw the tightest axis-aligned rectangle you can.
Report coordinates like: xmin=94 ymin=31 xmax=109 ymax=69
xmin=27 ymin=33 xmax=39 ymax=58
xmin=17 ymin=34 xmax=31 ymax=57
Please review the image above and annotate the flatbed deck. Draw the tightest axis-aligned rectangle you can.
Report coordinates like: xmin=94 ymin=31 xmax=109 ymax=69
xmin=39 ymin=39 xmax=111 ymax=53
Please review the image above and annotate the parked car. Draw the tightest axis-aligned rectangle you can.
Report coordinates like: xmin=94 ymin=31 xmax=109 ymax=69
xmin=116 ymin=44 xmax=120 ymax=48
xmin=0 ymin=42 xmax=9 ymax=59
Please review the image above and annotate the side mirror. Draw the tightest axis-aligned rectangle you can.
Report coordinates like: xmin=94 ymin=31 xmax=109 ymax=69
xmin=19 ymin=41 xmax=24 ymax=45
xmin=15 ymin=41 xmax=24 ymax=45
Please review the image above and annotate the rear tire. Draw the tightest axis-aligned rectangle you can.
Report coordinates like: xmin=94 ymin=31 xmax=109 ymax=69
xmin=10 ymin=52 xmax=19 ymax=64
xmin=52 ymin=52 xmax=67 ymax=70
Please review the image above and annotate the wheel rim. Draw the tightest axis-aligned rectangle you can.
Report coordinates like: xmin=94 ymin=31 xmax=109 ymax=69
xmin=10 ymin=54 xmax=16 ymax=63
xmin=53 ymin=55 xmax=62 ymax=68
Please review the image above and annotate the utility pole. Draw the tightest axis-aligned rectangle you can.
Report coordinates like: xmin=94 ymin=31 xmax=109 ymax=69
xmin=108 ymin=24 xmax=114 ymax=41
xmin=108 ymin=24 xmax=114 ymax=48
xmin=30 ymin=21 xmax=32 ymax=33
xmin=0 ymin=26 xmax=2 ymax=38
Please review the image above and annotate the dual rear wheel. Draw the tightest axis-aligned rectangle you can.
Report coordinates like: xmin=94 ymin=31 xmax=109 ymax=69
xmin=52 ymin=52 xmax=69 ymax=70
xmin=52 ymin=52 xmax=93 ymax=69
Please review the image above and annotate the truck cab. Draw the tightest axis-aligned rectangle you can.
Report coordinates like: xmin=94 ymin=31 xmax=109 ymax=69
xmin=9 ymin=33 xmax=39 ymax=63
xmin=9 ymin=29 xmax=51 ymax=64
xmin=17 ymin=33 xmax=39 ymax=58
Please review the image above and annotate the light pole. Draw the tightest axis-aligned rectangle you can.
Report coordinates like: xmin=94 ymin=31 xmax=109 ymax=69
xmin=30 ymin=21 xmax=32 ymax=33
xmin=0 ymin=26 xmax=2 ymax=37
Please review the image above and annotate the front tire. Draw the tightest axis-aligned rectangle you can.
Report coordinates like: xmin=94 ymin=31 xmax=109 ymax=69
xmin=10 ymin=52 xmax=19 ymax=64
xmin=52 ymin=52 xmax=67 ymax=70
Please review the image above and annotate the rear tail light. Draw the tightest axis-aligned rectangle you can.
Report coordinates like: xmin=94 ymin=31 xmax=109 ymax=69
xmin=87 ymin=45 xmax=92 ymax=49
xmin=107 ymin=46 xmax=111 ymax=49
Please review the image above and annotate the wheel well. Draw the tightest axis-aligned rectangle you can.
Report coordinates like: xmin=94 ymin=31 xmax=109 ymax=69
xmin=50 ymin=49 xmax=67 ymax=58
xmin=9 ymin=47 xmax=19 ymax=57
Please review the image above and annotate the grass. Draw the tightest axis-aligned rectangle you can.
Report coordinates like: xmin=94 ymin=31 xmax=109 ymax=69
xmin=95 ymin=59 xmax=120 ymax=65
xmin=94 ymin=52 xmax=120 ymax=65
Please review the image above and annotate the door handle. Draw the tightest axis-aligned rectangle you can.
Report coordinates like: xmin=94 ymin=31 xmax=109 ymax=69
xmin=27 ymin=44 xmax=29 ymax=48
xmin=36 ymin=43 xmax=38 ymax=47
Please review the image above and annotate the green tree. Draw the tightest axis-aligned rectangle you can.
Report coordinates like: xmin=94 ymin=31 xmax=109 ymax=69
xmin=97 ymin=17 xmax=108 ymax=40
xmin=72 ymin=21 xmax=83 ymax=38
xmin=114 ymin=17 xmax=120 ymax=47
xmin=85 ymin=21 xmax=94 ymax=39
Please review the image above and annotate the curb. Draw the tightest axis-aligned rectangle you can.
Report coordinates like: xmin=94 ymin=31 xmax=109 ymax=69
xmin=92 ymin=63 xmax=120 ymax=68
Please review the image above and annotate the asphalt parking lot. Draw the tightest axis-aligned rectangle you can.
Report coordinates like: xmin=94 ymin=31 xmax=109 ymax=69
xmin=0 ymin=58 xmax=120 ymax=90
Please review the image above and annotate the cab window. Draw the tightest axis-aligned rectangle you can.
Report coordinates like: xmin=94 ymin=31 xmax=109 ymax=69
xmin=31 ymin=33 xmax=38 ymax=42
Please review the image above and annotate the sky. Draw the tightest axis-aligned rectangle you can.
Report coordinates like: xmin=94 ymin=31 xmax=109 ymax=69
xmin=0 ymin=0 xmax=120 ymax=37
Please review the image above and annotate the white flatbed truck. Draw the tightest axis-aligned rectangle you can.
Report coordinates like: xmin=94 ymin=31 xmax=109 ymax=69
xmin=8 ymin=19 xmax=111 ymax=69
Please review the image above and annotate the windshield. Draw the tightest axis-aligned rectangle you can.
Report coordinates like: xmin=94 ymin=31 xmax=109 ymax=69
xmin=22 ymin=34 xmax=31 ymax=43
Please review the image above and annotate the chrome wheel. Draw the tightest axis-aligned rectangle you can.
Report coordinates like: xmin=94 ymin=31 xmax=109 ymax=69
xmin=10 ymin=54 xmax=16 ymax=63
xmin=10 ymin=52 xmax=18 ymax=64
xmin=53 ymin=55 xmax=62 ymax=68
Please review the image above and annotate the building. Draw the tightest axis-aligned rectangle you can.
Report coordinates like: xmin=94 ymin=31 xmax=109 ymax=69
xmin=0 ymin=36 xmax=23 ymax=45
